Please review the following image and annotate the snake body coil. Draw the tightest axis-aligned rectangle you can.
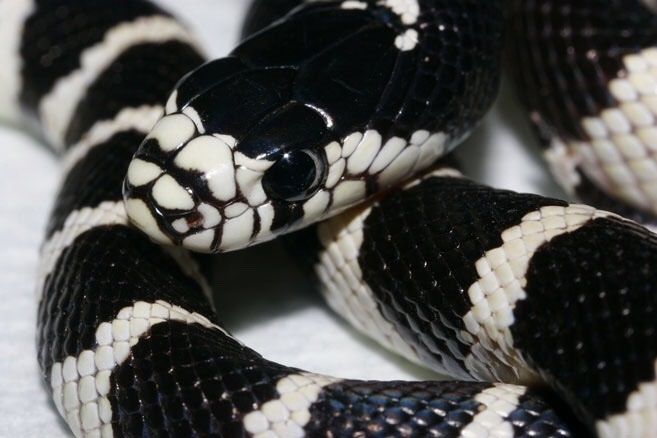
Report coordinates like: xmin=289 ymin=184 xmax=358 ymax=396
xmin=1 ymin=0 xmax=657 ymax=437
xmin=511 ymin=0 xmax=657 ymax=225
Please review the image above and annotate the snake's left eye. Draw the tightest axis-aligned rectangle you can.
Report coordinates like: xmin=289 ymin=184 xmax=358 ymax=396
xmin=262 ymin=150 xmax=326 ymax=202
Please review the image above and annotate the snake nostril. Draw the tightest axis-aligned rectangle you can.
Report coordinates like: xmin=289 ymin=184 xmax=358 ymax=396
xmin=186 ymin=211 xmax=205 ymax=229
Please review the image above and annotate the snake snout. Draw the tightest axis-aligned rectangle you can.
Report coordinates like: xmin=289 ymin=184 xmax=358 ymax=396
xmin=123 ymin=179 xmax=227 ymax=254
xmin=123 ymin=162 xmax=200 ymax=244
xmin=122 ymin=110 xmax=247 ymax=252
xmin=124 ymin=145 xmax=242 ymax=253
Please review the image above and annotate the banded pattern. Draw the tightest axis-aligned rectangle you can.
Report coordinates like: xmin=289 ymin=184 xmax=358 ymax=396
xmin=511 ymin=0 xmax=657 ymax=225
xmin=2 ymin=0 xmax=656 ymax=437
xmin=302 ymin=168 xmax=657 ymax=436
xmin=0 ymin=0 xmax=577 ymax=436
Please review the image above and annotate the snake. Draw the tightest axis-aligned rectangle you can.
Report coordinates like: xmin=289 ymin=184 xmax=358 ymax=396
xmin=1 ymin=0 xmax=657 ymax=436
xmin=510 ymin=0 xmax=657 ymax=227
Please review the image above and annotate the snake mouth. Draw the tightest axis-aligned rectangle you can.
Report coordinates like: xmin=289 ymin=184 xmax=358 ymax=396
xmin=124 ymin=165 xmax=272 ymax=254
xmin=163 ymin=202 xmax=223 ymax=236
xmin=124 ymin=194 xmax=225 ymax=253
xmin=124 ymin=176 xmax=230 ymax=253
xmin=156 ymin=203 xmax=225 ymax=252
xmin=122 ymin=108 xmax=289 ymax=252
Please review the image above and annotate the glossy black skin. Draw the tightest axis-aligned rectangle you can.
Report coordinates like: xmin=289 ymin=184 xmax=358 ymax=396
xmin=17 ymin=0 xmax=601 ymax=436
xmin=360 ymin=177 xmax=568 ymax=380
xmin=353 ymin=174 xmax=657 ymax=431
xmin=511 ymin=0 xmax=657 ymax=142
xmin=241 ymin=0 xmax=305 ymax=39
xmin=19 ymin=0 xmax=171 ymax=142
xmin=134 ymin=0 xmax=504 ymax=230
xmin=509 ymin=0 xmax=657 ymax=221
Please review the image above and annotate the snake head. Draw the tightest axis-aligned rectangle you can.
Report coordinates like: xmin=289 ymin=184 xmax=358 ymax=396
xmin=122 ymin=113 xmax=338 ymax=253
xmin=123 ymin=61 xmax=347 ymax=253
xmin=123 ymin=42 xmax=451 ymax=252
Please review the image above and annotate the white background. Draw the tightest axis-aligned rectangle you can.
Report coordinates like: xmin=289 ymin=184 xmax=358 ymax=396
xmin=0 ymin=1 xmax=568 ymax=436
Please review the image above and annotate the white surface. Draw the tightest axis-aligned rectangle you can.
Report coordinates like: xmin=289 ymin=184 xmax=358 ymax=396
xmin=0 ymin=1 xmax=570 ymax=437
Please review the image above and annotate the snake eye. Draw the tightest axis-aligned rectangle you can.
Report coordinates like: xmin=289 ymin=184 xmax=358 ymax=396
xmin=262 ymin=150 xmax=326 ymax=202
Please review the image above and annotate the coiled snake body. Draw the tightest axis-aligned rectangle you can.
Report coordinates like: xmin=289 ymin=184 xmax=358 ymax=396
xmin=1 ymin=0 xmax=657 ymax=436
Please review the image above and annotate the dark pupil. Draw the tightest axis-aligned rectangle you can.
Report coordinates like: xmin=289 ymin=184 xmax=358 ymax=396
xmin=262 ymin=151 xmax=320 ymax=202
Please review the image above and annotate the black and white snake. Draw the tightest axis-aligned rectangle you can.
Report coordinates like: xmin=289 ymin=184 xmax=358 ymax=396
xmin=1 ymin=0 xmax=657 ymax=436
